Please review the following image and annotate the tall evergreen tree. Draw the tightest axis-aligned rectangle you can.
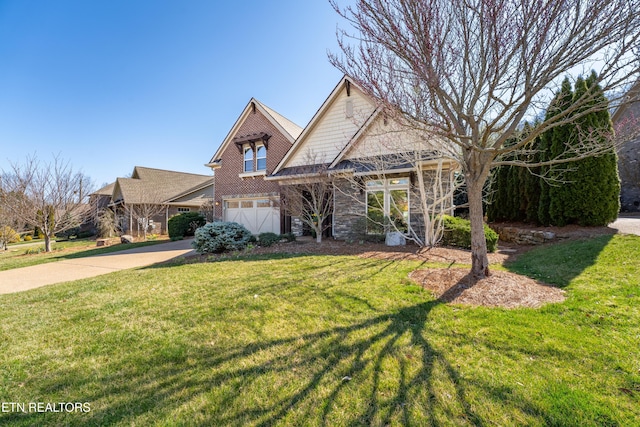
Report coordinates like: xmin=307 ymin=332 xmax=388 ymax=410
xmin=548 ymin=78 xmax=577 ymax=226
xmin=544 ymin=73 xmax=620 ymax=226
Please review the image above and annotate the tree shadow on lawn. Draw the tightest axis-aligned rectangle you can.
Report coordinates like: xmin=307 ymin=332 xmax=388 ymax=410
xmin=504 ymin=234 xmax=615 ymax=287
xmin=1 ymin=261 xmax=578 ymax=427
xmin=3 ymin=238 xmax=621 ymax=426
xmin=2 ymin=300 xmax=494 ymax=426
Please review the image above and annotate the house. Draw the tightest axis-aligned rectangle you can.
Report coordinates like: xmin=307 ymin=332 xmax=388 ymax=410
xmin=268 ymin=76 xmax=456 ymax=242
xmin=205 ymin=98 xmax=303 ymax=234
xmin=92 ymin=166 xmax=213 ymax=235
xmin=612 ymin=80 xmax=640 ymax=212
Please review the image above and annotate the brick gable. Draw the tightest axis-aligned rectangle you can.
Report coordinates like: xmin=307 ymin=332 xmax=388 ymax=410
xmin=212 ymin=107 xmax=293 ymax=219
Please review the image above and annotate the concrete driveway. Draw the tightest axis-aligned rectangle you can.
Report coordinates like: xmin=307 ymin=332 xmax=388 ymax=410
xmin=609 ymin=214 xmax=640 ymax=236
xmin=0 ymin=239 xmax=195 ymax=295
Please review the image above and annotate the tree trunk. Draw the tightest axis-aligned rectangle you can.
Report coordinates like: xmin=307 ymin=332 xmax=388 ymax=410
xmin=467 ymin=177 xmax=490 ymax=278
xmin=315 ymin=226 xmax=322 ymax=243
xmin=44 ymin=234 xmax=53 ymax=253
xmin=464 ymin=148 xmax=494 ymax=279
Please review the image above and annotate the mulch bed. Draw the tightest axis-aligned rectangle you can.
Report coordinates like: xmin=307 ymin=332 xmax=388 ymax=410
xmin=408 ymin=268 xmax=566 ymax=309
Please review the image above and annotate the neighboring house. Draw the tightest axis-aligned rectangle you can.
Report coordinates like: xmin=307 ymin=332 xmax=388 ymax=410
xmin=89 ymin=182 xmax=116 ymax=218
xmin=268 ymin=76 xmax=456 ymax=241
xmin=206 ymin=98 xmax=303 ymax=234
xmin=612 ymin=80 xmax=640 ymax=212
xmin=91 ymin=166 xmax=213 ymax=235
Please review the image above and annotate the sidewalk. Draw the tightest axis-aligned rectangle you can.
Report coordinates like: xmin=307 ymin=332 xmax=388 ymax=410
xmin=0 ymin=239 xmax=195 ymax=295
xmin=609 ymin=215 xmax=640 ymax=236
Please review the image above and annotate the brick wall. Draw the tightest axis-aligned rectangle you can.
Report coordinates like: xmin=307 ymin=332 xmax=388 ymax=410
xmin=213 ymin=109 xmax=293 ymax=220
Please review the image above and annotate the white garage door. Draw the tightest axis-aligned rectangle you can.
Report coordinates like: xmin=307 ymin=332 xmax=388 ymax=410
xmin=224 ymin=198 xmax=280 ymax=235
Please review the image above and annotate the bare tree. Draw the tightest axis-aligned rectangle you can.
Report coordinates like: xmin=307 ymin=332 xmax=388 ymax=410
xmin=199 ymin=198 xmax=217 ymax=222
xmin=1 ymin=155 xmax=91 ymax=252
xmin=121 ymin=188 xmax=167 ymax=241
xmin=330 ymin=0 xmax=640 ymax=277
xmin=280 ymin=159 xmax=334 ymax=243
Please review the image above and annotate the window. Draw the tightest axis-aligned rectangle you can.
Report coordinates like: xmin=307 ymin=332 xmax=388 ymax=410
xmin=177 ymin=207 xmax=190 ymax=213
xmin=244 ymin=146 xmax=254 ymax=172
xmin=241 ymin=200 xmax=253 ymax=208
xmin=256 ymin=145 xmax=267 ymax=171
xmin=366 ymin=178 xmax=410 ymax=234
xmin=225 ymin=200 xmax=239 ymax=209
xmin=256 ymin=199 xmax=271 ymax=208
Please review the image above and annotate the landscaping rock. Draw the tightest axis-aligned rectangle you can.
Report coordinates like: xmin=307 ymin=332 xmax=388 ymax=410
xmin=385 ymin=231 xmax=406 ymax=246
xmin=121 ymin=235 xmax=134 ymax=244
xmin=491 ymin=225 xmax=556 ymax=245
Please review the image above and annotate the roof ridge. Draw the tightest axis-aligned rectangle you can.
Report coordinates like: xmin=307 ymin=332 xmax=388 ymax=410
xmin=133 ymin=165 xmax=211 ymax=178
xmin=254 ymin=99 xmax=303 ymax=140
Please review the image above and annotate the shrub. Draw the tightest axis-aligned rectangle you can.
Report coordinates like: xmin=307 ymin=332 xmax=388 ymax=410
xmin=77 ymin=230 xmax=96 ymax=239
xmin=1 ymin=226 xmax=20 ymax=244
xmin=258 ymin=232 xmax=280 ymax=247
xmin=280 ymin=232 xmax=296 ymax=242
xmin=168 ymin=212 xmax=206 ymax=239
xmin=56 ymin=227 xmax=81 ymax=241
xmin=192 ymin=221 xmax=253 ymax=253
xmin=441 ymin=215 xmax=498 ymax=252
xmin=23 ymin=235 xmax=33 ymax=242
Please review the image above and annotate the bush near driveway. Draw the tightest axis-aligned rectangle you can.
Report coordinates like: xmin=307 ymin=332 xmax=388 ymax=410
xmin=168 ymin=212 xmax=206 ymax=240
xmin=192 ymin=221 xmax=252 ymax=253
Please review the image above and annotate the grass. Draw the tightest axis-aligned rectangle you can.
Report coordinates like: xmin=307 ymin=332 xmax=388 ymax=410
xmin=0 ymin=238 xmax=167 ymax=271
xmin=0 ymin=235 xmax=638 ymax=426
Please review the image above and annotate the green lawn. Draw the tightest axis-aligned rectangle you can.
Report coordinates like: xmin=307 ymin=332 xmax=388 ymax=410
xmin=0 ymin=235 xmax=638 ymax=426
xmin=0 ymin=239 xmax=166 ymax=271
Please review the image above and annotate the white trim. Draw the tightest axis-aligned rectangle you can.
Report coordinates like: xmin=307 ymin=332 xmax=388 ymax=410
xmin=238 ymin=170 xmax=267 ymax=179
xmin=243 ymin=145 xmax=254 ymax=173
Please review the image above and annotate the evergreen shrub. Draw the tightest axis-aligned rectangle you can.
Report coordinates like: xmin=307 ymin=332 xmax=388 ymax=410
xmin=441 ymin=215 xmax=498 ymax=252
xmin=192 ymin=221 xmax=252 ymax=253
xmin=280 ymin=232 xmax=296 ymax=242
xmin=168 ymin=212 xmax=206 ymax=239
xmin=258 ymin=232 xmax=280 ymax=247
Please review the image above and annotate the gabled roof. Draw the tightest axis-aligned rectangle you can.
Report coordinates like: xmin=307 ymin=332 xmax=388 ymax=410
xmin=165 ymin=178 xmax=215 ymax=203
xmin=91 ymin=182 xmax=115 ymax=196
xmin=611 ymin=79 xmax=640 ymax=123
xmin=272 ymin=75 xmax=377 ymax=175
xmin=206 ymin=98 xmax=302 ymax=167
xmin=112 ymin=167 xmax=212 ymax=205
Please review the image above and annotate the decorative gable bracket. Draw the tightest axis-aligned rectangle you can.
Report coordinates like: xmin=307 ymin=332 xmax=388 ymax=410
xmin=233 ymin=132 xmax=272 ymax=153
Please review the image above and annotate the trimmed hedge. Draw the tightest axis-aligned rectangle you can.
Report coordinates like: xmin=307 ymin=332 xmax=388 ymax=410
xmin=441 ymin=215 xmax=498 ymax=252
xmin=168 ymin=212 xmax=206 ymax=239
xmin=192 ymin=221 xmax=252 ymax=253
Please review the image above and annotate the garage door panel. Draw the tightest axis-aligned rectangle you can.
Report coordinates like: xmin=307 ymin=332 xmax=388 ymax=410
xmin=224 ymin=199 xmax=279 ymax=234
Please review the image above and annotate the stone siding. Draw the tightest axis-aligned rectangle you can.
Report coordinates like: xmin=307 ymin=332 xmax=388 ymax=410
xmin=332 ymin=178 xmax=366 ymax=239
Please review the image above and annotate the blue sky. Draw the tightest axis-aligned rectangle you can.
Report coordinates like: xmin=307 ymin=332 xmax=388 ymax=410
xmin=0 ymin=0 xmax=346 ymax=188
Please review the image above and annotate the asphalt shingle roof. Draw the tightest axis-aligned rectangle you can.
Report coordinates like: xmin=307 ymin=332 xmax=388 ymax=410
xmin=114 ymin=167 xmax=212 ymax=205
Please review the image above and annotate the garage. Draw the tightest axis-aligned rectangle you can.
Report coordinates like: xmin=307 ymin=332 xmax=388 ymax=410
xmin=223 ymin=198 xmax=280 ymax=235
